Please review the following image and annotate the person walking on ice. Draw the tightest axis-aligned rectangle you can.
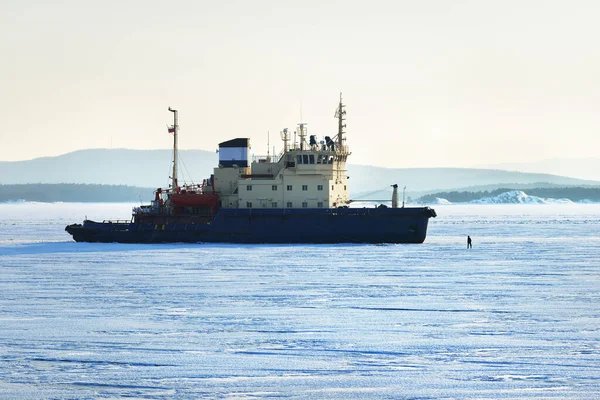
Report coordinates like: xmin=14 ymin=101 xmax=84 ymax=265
xmin=467 ymin=235 xmax=472 ymax=249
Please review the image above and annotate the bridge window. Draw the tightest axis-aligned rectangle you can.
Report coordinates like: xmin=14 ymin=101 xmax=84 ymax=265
xmin=309 ymin=154 xmax=315 ymax=164
xmin=317 ymin=185 xmax=323 ymax=191
xmin=297 ymin=155 xmax=302 ymax=164
xmin=302 ymin=202 xmax=308 ymax=208
xmin=286 ymin=201 xmax=293 ymax=208
xmin=303 ymin=154 xmax=309 ymax=164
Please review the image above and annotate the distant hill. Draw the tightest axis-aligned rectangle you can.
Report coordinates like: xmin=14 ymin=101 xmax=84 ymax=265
xmin=0 ymin=149 xmax=218 ymax=188
xmin=348 ymin=165 xmax=600 ymax=199
xmin=476 ymin=158 xmax=600 ymax=182
xmin=2 ymin=150 xmax=599 ymax=199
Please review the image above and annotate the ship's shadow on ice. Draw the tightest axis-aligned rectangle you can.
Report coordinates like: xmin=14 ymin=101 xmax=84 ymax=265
xmin=0 ymin=241 xmax=379 ymax=255
xmin=0 ymin=241 xmax=204 ymax=255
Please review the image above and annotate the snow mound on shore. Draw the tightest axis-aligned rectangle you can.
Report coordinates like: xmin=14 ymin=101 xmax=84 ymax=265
xmin=432 ymin=198 xmax=452 ymax=205
xmin=471 ymin=190 xmax=573 ymax=204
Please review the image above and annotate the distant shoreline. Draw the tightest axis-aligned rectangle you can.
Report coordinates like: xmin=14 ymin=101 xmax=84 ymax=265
xmin=0 ymin=184 xmax=153 ymax=203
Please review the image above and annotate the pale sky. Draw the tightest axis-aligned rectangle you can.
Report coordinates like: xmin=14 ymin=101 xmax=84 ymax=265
xmin=1 ymin=0 xmax=599 ymax=168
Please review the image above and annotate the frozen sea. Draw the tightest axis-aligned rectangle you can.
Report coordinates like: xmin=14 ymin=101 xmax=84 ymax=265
xmin=0 ymin=202 xmax=599 ymax=399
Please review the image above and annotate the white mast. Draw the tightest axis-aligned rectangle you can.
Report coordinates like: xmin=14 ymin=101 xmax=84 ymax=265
xmin=281 ymin=128 xmax=289 ymax=153
xmin=298 ymin=123 xmax=307 ymax=151
xmin=392 ymin=184 xmax=398 ymax=208
xmin=335 ymin=92 xmax=346 ymax=149
xmin=266 ymin=131 xmax=270 ymax=162
xmin=168 ymin=107 xmax=178 ymax=191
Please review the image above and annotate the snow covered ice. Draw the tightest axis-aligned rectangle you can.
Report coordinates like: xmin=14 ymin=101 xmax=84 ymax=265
xmin=1 ymin=202 xmax=599 ymax=398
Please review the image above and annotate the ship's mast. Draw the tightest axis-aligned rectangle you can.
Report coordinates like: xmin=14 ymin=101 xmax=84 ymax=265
xmin=336 ymin=92 xmax=346 ymax=149
xmin=168 ymin=107 xmax=178 ymax=191
xmin=298 ymin=123 xmax=307 ymax=150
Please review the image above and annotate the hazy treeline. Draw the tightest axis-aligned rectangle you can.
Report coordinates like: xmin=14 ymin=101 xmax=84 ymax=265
xmin=417 ymin=187 xmax=600 ymax=203
xmin=4 ymin=184 xmax=600 ymax=204
xmin=0 ymin=184 xmax=154 ymax=203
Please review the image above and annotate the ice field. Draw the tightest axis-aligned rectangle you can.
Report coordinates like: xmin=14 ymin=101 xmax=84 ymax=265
xmin=1 ymin=202 xmax=599 ymax=398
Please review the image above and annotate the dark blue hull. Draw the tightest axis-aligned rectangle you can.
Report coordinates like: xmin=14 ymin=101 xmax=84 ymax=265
xmin=65 ymin=207 xmax=436 ymax=244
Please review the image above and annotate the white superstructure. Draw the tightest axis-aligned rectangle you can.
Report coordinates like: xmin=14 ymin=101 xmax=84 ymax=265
xmin=213 ymin=94 xmax=351 ymax=210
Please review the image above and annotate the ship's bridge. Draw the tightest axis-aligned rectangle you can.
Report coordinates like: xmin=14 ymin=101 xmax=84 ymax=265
xmin=215 ymin=94 xmax=351 ymax=209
